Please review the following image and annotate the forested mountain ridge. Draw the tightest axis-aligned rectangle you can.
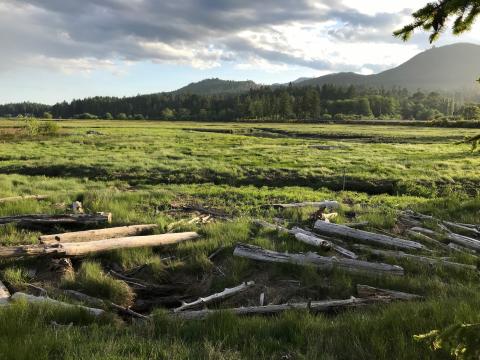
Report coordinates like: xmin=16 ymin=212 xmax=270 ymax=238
xmin=172 ymin=78 xmax=260 ymax=95
xmin=296 ymin=43 xmax=480 ymax=91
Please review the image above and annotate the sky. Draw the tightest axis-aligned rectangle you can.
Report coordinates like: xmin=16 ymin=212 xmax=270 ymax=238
xmin=1 ymin=0 xmax=480 ymax=104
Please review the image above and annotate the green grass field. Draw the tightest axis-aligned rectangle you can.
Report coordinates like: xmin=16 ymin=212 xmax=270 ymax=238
xmin=0 ymin=119 xmax=479 ymax=359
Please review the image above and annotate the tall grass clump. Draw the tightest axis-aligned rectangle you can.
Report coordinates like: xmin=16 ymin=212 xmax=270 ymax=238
xmin=62 ymin=261 xmax=134 ymax=306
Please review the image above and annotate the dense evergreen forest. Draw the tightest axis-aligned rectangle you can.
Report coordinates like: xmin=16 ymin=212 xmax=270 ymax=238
xmin=1 ymin=84 xmax=480 ymax=121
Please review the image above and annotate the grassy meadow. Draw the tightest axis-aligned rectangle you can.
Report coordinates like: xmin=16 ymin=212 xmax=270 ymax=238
xmin=0 ymin=119 xmax=479 ymax=359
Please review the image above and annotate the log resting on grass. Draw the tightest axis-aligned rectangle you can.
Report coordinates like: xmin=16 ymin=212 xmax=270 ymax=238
xmin=0 ymin=232 xmax=200 ymax=259
xmin=175 ymin=296 xmax=397 ymax=320
xmin=233 ymin=243 xmax=404 ymax=276
xmin=404 ymin=211 xmax=480 ymax=238
xmin=269 ymin=201 xmax=339 ymax=209
xmin=0 ymin=213 xmax=112 ymax=226
xmin=352 ymin=244 xmax=477 ymax=271
xmin=448 ymin=242 xmax=478 ymax=255
xmin=314 ymin=220 xmax=425 ymax=251
xmin=0 ymin=195 xmax=48 ymax=203
xmin=356 ymin=285 xmax=422 ymax=300
xmin=10 ymin=292 xmax=104 ymax=316
xmin=405 ymin=230 xmax=449 ymax=250
xmin=173 ymin=281 xmax=255 ymax=313
xmin=446 ymin=233 xmax=480 ymax=252
xmin=39 ymin=224 xmax=159 ymax=244
xmin=292 ymin=230 xmax=357 ymax=259
xmin=64 ymin=290 xmax=148 ymax=319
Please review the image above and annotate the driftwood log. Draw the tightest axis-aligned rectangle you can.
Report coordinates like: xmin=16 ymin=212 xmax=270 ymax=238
xmin=10 ymin=292 xmax=104 ymax=316
xmin=0 ymin=213 xmax=112 ymax=227
xmin=175 ymin=296 xmax=401 ymax=320
xmin=174 ymin=281 xmax=255 ymax=313
xmin=291 ymin=228 xmax=357 ymax=259
xmin=448 ymin=242 xmax=478 ymax=255
xmin=0 ymin=195 xmax=48 ymax=203
xmin=233 ymin=243 xmax=404 ymax=276
xmin=64 ymin=290 xmax=148 ymax=319
xmin=446 ymin=232 xmax=480 ymax=252
xmin=0 ymin=232 xmax=200 ymax=258
xmin=356 ymin=284 xmax=423 ymax=300
xmin=39 ymin=224 xmax=158 ymax=244
xmin=314 ymin=220 xmax=425 ymax=251
xmin=352 ymin=244 xmax=476 ymax=271
xmin=269 ymin=201 xmax=339 ymax=209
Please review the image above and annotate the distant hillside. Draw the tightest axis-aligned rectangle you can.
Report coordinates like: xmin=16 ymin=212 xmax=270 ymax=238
xmin=172 ymin=78 xmax=260 ymax=95
xmin=296 ymin=43 xmax=480 ymax=92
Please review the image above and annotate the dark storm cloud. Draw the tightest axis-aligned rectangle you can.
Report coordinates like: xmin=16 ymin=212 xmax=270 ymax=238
xmin=0 ymin=0 xmax=411 ymax=70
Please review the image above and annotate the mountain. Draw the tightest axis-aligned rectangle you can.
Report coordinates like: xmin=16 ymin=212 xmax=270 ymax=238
xmin=296 ymin=43 xmax=480 ymax=92
xmin=172 ymin=78 xmax=260 ymax=95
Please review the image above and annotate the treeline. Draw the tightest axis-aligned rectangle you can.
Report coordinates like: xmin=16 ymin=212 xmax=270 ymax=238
xmin=1 ymin=85 xmax=480 ymax=121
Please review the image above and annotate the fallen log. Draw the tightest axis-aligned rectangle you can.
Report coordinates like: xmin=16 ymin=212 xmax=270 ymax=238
xmin=405 ymin=230 xmax=450 ymax=250
xmin=10 ymin=292 xmax=104 ymax=316
xmin=356 ymin=284 xmax=422 ymax=300
xmin=253 ymin=219 xmax=290 ymax=233
xmin=0 ymin=195 xmax=48 ymax=203
xmin=64 ymin=290 xmax=148 ymax=319
xmin=314 ymin=220 xmax=425 ymax=251
xmin=292 ymin=230 xmax=357 ymax=259
xmin=448 ymin=242 xmax=478 ymax=255
xmin=352 ymin=244 xmax=476 ymax=271
xmin=0 ymin=281 xmax=10 ymax=304
xmin=233 ymin=243 xmax=404 ymax=276
xmin=175 ymin=296 xmax=394 ymax=320
xmin=0 ymin=232 xmax=200 ymax=259
xmin=446 ymin=232 xmax=480 ymax=252
xmin=0 ymin=213 xmax=112 ymax=227
xmin=39 ymin=224 xmax=158 ymax=244
xmin=345 ymin=222 xmax=369 ymax=229
xmin=174 ymin=281 xmax=255 ymax=313
xmin=404 ymin=211 xmax=479 ymax=238
xmin=269 ymin=201 xmax=339 ymax=209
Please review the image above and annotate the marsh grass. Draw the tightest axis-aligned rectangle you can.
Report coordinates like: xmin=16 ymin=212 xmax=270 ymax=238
xmin=62 ymin=261 xmax=134 ymax=306
xmin=0 ymin=120 xmax=479 ymax=358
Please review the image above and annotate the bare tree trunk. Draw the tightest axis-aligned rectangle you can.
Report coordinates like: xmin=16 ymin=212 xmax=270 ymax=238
xmin=233 ymin=243 xmax=404 ymax=276
xmin=10 ymin=292 xmax=104 ymax=316
xmin=356 ymin=285 xmax=422 ymax=300
xmin=352 ymin=244 xmax=476 ymax=271
xmin=39 ymin=224 xmax=158 ymax=244
xmin=269 ymin=201 xmax=339 ymax=209
xmin=174 ymin=281 xmax=255 ymax=312
xmin=314 ymin=220 xmax=425 ymax=251
xmin=0 ymin=232 xmax=199 ymax=258
xmin=175 ymin=297 xmax=396 ymax=320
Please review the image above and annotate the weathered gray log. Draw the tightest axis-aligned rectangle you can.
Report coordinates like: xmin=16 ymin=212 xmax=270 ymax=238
xmin=0 ymin=232 xmax=200 ymax=258
xmin=0 ymin=281 xmax=10 ymax=304
xmin=10 ymin=292 xmax=104 ymax=316
xmin=0 ymin=195 xmax=48 ymax=203
xmin=290 ymin=231 xmax=357 ymax=259
xmin=356 ymin=284 xmax=423 ymax=300
xmin=294 ymin=233 xmax=331 ymax=250
xmin=39 ymin=224 xmax=158 ymax=244
xmin=446 ymin=232 xmax=480 ymax=252
xmin=174 ymin=281 xmax=255 ymax=313
xmin=58 ymin=232 xmax=200 ymax=256
xmin=253 ymin=219 xmax=290 ymax=233
xmin=405 ymin=230 xmax=450 ymax=250
xmin=64 ymin=290 xmax=148 ymax=319
xmin=270 ymin=201 xmax=339 ymax=209
xmin=0 ymin=213 xmax=112 ymax=226
xmin=233 ymin=243 xmax=404 ymax=276
xmin=314 ymin=220 xmax=425 ymax=251
xmin=404 ymin=211 xmax=479 ymax=238
xmin=352 ymin=244 xmax=477 ymax=271
xmin=175 ymin=296 xmax=394 ymax=320
xmin=448 ymin=242 xmax=478 ymax=255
